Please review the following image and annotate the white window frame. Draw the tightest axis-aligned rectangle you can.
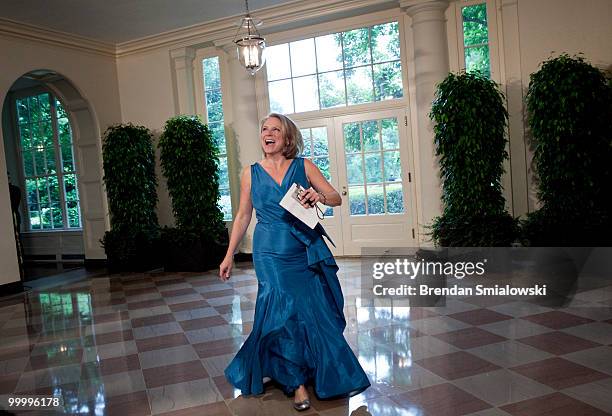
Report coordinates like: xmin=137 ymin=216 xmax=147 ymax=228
xmin=254 ymin=8 xmax=409 ymax=123
xmin=452 ymin=0 xmax=502 ymax=83
xmin=194 ymin=47 xmax=237 ymax=222
xmin=11 ymin=86 xmax=82 ymax=232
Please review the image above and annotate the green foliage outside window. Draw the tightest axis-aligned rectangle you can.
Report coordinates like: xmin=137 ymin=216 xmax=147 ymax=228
xmin=203 ymin=56 xmax=232 ymax=220
xmin=268 ymin=21 xmax=403 ymax=113
xmin=462 ymin=3 xmax=491 ymax=78
xmin=342 ymin=118 xmax=405 ymax=216
xmin=16 ymin=93 xmax=81 ymax=230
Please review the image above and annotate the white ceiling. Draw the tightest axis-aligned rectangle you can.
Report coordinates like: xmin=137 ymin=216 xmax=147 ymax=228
xmin=0 ymin=0 xmax=300 ymax=44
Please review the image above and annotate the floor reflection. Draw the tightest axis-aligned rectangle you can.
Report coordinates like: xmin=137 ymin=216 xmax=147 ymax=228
xmin=1 ymin=258 xmax=612 ymax=415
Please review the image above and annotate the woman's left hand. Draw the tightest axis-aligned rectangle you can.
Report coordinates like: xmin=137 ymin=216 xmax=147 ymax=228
xmin=298 ymin=187 xmax=323 ymax=209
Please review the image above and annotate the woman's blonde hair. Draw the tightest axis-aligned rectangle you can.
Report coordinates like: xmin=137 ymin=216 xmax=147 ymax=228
xmin=261 ymin=113 xmax=303 ymax=159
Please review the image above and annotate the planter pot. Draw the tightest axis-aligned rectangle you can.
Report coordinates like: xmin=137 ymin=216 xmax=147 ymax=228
xmin=524 ymin=247 xmax=587 ymax=307
xmin=163 ymin=229 xmax=229 ymax=272
xmin=104 ymin=231 xmax=162 ymax=274
xmin=414 ymin=248 xmax=448 ymax=306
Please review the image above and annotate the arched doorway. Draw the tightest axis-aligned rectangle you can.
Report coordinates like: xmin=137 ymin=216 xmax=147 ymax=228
xmin=2 ymin=70 xmax=108 ymax=282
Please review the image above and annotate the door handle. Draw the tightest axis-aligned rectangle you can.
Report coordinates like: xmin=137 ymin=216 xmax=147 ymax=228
xmin=341 ymin=185 xmax=347 ymax=196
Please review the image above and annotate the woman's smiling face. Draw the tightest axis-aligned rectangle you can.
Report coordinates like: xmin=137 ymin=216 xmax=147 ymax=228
xmin=260 ymin=116 xmax=285 ymax=156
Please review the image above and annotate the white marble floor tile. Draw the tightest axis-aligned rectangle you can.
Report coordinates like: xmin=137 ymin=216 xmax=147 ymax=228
xmin=468 ymin=340 xmax=553 ymax=368
xmin=132 ymin=321 xmax=183 ymax=340
xmin=148 ymin=377 xmax=223 ymax=414
xmin=139 ymin=344 xmax=199 ymax=369
xmin=453 ymin=369 xmax=554 ymax=407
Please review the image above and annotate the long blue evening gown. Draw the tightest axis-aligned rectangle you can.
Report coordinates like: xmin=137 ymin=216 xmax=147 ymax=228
xmin=224 ymin=157 xmax=371 ymax=399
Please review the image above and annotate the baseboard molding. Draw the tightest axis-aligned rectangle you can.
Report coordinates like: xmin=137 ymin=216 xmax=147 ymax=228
xmin=84 ymin=259 xmax=107 ymax=269
xmin=234 ymin=253 xmax=253 ymax=262
xmin=0 ymin=280 xmax=24 ymax=298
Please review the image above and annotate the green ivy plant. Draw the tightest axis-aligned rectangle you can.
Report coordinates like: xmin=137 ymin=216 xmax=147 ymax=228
xmin=158 ymin=116 xmax=226 ymax=242
xmin=429 ymin=72 xmax=518 ymax=246
xmin=100 ymin=124 xmax=159 ymax=270
xmin=523 ymin=54 xmax=612 ymax=245
xmin=102 ymin=124 xmax=158 ymax=230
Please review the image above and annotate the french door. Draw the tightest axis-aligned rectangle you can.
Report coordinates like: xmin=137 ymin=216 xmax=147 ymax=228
xmin=298 ymin=108 xmax=416 ymax=255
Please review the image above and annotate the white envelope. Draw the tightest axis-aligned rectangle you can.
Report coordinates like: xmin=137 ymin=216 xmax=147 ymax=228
xmin=279 ymin=183 xmax=328 ymax=229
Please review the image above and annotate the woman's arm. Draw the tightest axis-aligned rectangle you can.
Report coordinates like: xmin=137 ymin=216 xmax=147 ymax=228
xmin=301 ymin=158 xmax=342 ymax=207
xmin=219 ymin=167 xmax=253 ymax=280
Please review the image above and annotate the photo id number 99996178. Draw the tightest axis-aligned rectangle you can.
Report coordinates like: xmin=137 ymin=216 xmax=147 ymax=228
xmin=5 ymin=395 xmax=63 ymax=409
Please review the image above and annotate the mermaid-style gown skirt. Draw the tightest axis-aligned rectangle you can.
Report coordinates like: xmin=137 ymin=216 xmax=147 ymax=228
xmin=224 ymin=157 xmax=370 ymax=398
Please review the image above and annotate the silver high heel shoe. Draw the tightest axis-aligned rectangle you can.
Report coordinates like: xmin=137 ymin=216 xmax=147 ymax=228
xmin=293 ymin=398 xmax=311 ymax=412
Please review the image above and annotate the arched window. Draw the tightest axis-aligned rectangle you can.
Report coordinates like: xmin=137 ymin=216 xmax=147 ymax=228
xmin=14 ymin=91 xmax=81 ymax=230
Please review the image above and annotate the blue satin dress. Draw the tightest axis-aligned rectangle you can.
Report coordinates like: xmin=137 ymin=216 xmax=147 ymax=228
xmin=224 ymin=157 xmax=371 ymax=399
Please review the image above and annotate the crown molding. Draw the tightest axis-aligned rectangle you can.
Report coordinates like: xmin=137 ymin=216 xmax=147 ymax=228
xmin=115 ymin=0 xmax=397 ymax=57
xmin=0 ymin=17 xmax=116 ymax=58
xmin=0 ymin=0 xmax=398 ymax=59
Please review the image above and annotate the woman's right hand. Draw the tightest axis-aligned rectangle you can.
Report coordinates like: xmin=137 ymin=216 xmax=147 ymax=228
xmin=219 ymin=255 xmax=233 ymax=281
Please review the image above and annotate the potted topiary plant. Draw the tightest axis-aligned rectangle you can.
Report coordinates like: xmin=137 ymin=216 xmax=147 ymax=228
xmin=100 ymin=124 xmax=160 ymax=272
xmin=429 ymin=72 xmax=519 ymax=247
xmin=158 ymin=115 xmax=228 ymax=271
xmin=522 ymin=54 xmax=612 ymax=246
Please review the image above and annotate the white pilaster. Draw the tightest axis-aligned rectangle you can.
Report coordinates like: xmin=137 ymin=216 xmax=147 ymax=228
xmin=500 ymin=0 xmax=529 ymax=216
xmin=401 ymin=0 xmax=450 ymax=245
xmin=170 ymin=47 xmax=197 ymax=115
xmin=216 ymin=40 xmax=262 ymax=253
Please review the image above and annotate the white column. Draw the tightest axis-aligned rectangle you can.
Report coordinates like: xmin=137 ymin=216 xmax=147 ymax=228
xmin=170 ymin=47 xmax=197 ymax=115
xmin=401 ymin=0 xmax=450 ymax=245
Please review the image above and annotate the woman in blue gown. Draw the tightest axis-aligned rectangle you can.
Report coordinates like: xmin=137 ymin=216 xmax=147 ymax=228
xmin=219 ymin=113 xmax=370 ymax=410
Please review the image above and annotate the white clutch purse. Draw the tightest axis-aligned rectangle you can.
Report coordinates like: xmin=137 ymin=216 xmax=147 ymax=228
xmin=279 ymin=183 xmax=328 ymax=229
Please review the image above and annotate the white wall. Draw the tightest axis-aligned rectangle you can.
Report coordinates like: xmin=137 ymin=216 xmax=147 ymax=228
xmin=116 ymin=48 xmax=179 ymax=227
xmin=4 ymin=0 xmax=610 ymax=281
xmin=115 ymin=0 xmax=612 ymax=252
xmin=515 ymin=0 xmax=612 ymax=212
xmin=0 ymin=35 xmax=121 ymax=285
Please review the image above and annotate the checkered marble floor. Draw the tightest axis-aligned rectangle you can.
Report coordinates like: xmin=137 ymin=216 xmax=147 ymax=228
xmin=1 ymin=259 xmax=612 ymax=415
